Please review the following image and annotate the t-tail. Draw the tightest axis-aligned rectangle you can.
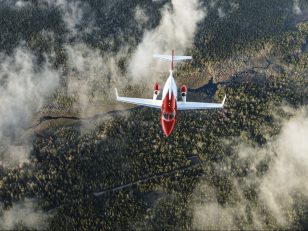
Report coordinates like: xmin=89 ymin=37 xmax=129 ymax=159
xmin=153 ymin=49 xmax=192 ymax=71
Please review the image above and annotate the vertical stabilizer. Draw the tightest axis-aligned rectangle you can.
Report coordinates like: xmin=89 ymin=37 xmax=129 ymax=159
xmin=171 ymin=49 xmax=174 ymax=70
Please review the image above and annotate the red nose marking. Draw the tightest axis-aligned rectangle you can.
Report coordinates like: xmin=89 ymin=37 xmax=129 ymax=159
xmin=161 ymin=91 xmax=177 ymax=137
xmin=161 ymin=119 xmax=176 ymax=137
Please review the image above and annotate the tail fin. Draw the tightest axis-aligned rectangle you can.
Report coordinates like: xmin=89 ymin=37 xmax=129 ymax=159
xmin=153 ymin=49 xmax=192 ymax=70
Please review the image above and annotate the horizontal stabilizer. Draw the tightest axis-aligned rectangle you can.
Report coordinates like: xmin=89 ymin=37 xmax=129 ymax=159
xmin=153 ymin=55 xmax=192 ymax=61
xmin=154 ymin=50 xmax=192 ymax=70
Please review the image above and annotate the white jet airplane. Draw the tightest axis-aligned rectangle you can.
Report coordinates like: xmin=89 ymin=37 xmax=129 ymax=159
xmin=115 ymin=50 xmax=226 ymax=137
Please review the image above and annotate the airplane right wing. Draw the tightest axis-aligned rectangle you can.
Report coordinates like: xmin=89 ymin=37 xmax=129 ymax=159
xmin=177 ymin=95 xmax=226 ymax=110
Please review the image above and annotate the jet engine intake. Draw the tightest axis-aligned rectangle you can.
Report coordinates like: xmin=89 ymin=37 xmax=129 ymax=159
xmin=153 ymin=82 xmax=160 ymax=100
xmin=181 ymin=85 xmax=187 ymax=102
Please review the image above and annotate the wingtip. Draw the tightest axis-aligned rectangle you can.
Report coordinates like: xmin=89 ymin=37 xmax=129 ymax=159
xmin=222 ymin=94 xmax=226 ymax=106
xmin=115 ymin=88 xmax=118 ymax=100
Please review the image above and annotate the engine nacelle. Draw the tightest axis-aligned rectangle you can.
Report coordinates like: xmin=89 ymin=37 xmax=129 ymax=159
xmin=153 ymin=82 xmax=161 ymax=100
xmin=181 ymin=85 xmax=187 ymax=102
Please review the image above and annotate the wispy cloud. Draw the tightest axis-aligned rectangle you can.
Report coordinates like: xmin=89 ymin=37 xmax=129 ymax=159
xmin=45 ymin=0 xmax=95 ymax=36
xmin=128 ymin=0 xmax=206 ymax=83
xmin=134 ymin=5 xmax=149 ymax=30
xmin=64 ymin=43 xmax=129 ymax=115
xmin=192 ymin=106 xmax=308 ymax=230
xmin=9 ymin=0 xmax=95 ymax=36
xmin=293 ymin=0 xmax=302 ymax=15
xmin=14 ymin=0 xmax=30 ymax=8
xmin=218 ymin=7 xmax=226 ymax=18
xmin=0 ymin=199 xmax=50 ymax=230
xmin=0 ymin=47 xmax=59 ymax=167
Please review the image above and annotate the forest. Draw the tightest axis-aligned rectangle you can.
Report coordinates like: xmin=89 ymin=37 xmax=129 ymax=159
xmin=0 ymin=0 xmax=308 ymax=230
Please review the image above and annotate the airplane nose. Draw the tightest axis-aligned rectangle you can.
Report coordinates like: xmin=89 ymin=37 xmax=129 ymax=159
xmin=164 ymin=128 xmax=172 ymax=137
xmin=161 ymin=119 xmax=176 ymax=137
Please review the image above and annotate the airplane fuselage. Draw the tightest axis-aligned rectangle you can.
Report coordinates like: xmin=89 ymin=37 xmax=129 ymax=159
xmin=160 ymin=71 xmax=178 ymax=136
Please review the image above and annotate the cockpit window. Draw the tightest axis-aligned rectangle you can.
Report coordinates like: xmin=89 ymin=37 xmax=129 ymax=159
xmin=163 ymin=111 xmax=169 ymax=120
xmin=162 ymin=110 xmax=176 ymax=121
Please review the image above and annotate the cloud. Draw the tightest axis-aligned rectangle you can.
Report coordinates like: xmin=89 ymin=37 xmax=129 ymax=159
xmin=0 ymin=199 xmax=50 ymax=230
xmin=192 ymin=106 xmax=308 ymax=230
xmin=230 ymin=2 xmax=239 ymax=12
xmin=216 ymin=2 xmax=239 ymax=19
xmin=0 ymin=143 xmax=31 ymax=168
xmin=293 ymin=0 xmax=302 ymax=15
xmin=41 ymin=0 xmax=95 ymax=36
xmin=54 ymin=0 xmax=84 ymax=34
xmin=259 ymin=108 xmax=308 ymax=225
xmin=134 ymin=5 xmax=149 ymax=29
xmin=6 ymin=0 xmax=95 ymax=36
xmin=128 ymin=0 xmax=206 ymax=83
xmin=15 ymin=0 xmax=30 ymax=8
xmin=218 ymin=7 xmax=226 ymax=18
xmin=3 ymin=0 xmax=207 ymax=103
xmin=0 ymin=47 xmax=59 ymax=167
xmin=209 ymin=0 xmax=217 ymax=9
xmin=64 ymin=43 xmax=129 ymax=115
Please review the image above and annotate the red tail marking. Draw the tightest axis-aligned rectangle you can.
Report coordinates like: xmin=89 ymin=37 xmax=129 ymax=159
xmin=171 ymin=49 xmax=174 ymax=70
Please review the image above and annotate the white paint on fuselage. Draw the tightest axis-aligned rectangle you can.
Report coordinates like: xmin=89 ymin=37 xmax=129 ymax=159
xmin=162 ymin=70 xmax=178 ymax=101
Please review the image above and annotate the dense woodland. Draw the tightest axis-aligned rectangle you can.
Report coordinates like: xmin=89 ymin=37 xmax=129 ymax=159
xmin=0 ymin=0 xmax=308 ymax=230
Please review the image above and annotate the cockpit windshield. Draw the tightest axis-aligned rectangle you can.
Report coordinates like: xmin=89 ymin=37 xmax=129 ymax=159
xmin=163 ymin=111 xmax=169 ymax=120
xmin=162 ymin=110 xmax=176 ymax=121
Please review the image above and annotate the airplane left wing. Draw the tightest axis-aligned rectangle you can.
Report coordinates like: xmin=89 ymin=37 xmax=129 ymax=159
xmin=177 ymin=95 xmax=226 ymax=110
xmin=115 ymin=89 xmax=162 ymax=109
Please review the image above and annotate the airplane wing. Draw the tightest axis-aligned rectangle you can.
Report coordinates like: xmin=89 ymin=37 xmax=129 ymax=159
xmin=177 ymin=95 xmax=226 ymax=110
xmin=115 ymin=89 xmax=162 ymax=109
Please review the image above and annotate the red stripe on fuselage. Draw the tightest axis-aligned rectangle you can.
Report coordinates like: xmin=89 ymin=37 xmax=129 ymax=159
xmin=161 ymin=91 xmax=177 ymax=137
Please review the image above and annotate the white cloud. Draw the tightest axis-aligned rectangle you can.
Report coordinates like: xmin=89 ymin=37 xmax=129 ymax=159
xmin=128 ymin=0 xmax=206 ymax=83
xmin=44 ymin=0 xmax=94 ymax=36
xmin=0 ymin=199 xmax=50 ymax=230
xmin=64 ymin=43 xmax=129 ymax=115
xmin=192 ymin=107 xmax=308 ymax=230
xmin=218 ymin=7 xmax=226 ymax=18
xmin=0 ymin=47 xmax=59 ymax=167
xmin=0 ymin=143 xmax=31 ymax=168
xmin=15 ymin=0 xmax=30 ymax=8
xmin=6 ymin=0 xmax=95 ymax=36
xmin=230 ymin=2 xmax=239 ymax=12
xmin=209 ymin=0 xmax=217 ymax=9
xmin=259 ymin=109 xmax=308 ymax=225
xmin=134 ymin=5 xmax=149 ymax=29
xmin=293 ymin=0 xmax=302 ymax=15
